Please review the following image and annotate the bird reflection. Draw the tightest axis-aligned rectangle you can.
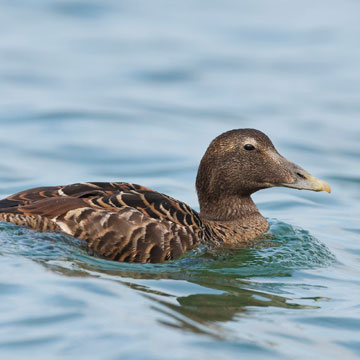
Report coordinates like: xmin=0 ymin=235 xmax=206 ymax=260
xmin=43 ymin=255 xmax=317 ymax=339
xmin=8 ymin=223 xmax=325 ymax=338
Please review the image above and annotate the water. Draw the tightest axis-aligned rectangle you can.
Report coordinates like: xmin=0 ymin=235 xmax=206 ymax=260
xmin=0 ymin=0 xmax=360 ymax=359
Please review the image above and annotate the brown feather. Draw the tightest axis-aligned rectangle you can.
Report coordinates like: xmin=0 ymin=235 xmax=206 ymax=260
xmin=0 ymin=183 xmax=204 ymax=263
xmin=0 ymin=129 xmax=329 ymax=263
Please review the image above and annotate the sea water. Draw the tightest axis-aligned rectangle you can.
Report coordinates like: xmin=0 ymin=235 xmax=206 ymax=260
xmin=0 ymin=1 xmax=360 ymax=359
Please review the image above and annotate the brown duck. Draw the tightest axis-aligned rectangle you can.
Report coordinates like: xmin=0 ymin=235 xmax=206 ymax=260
xmin=0 ymin=129 xmax=330 ymax=263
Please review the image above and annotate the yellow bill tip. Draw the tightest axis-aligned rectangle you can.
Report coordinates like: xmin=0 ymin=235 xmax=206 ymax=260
xmin=308 ymin=175 xmax=331 ymax=194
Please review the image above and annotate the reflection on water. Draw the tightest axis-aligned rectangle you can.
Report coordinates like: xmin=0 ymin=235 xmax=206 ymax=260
xmin=0 ymin=220 xmax=333 ymax=340
xmin=1 ymin=0 xmax=360 ymax=359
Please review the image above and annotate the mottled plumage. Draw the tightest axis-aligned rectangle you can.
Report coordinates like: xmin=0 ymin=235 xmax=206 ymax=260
xmin=0 ymin=129 xmax=330 ymax=263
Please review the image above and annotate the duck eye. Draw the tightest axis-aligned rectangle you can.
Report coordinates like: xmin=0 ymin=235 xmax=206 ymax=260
xmin=244 ymin=144 xmax=255 ymax=151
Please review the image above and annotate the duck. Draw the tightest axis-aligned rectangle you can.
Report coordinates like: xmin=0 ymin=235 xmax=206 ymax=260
xmin=0 ymin=129 xmax=330 ymax=263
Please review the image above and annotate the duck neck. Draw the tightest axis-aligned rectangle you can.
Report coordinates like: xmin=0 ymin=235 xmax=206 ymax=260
xmin=198 ymin=194 xmax=263 ymax=224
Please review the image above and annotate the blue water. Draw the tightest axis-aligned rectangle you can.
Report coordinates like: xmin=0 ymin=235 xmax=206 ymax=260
xmin=0 ymin=1 xmax=360 ymax=359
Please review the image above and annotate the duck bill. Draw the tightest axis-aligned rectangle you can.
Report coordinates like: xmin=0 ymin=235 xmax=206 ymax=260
xmin=279 ymin=161 xmax=331 ymax=193
xmin=282 ymin=172 xmax=331 ymax=193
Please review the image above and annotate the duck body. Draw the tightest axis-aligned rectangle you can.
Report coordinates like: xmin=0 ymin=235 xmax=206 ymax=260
xmin=0 ymin=129 xmax=330 ymax=263
xmin=0 ymin=182 xmax=267 ymax=262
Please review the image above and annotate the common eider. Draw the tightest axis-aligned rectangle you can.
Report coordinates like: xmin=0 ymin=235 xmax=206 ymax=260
xmin=0 ymin=129 xmax=330 ymax=263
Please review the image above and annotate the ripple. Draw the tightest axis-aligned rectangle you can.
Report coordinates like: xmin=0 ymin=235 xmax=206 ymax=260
xmin=50 ymin=1 xmax=112 ymax=19
xmin=0 ymin=219 xmax=335 ymax=324
xmin=0 ymin=283 xmax=22 ymax=295
xmin=328 ymin=175 xmax=360 ymax=186
xmin=0 ymin=222 xmax=88 ymax=260
xmin=179 ymin=221 xmax=336 ymax=279
xmin=0 ymin=336 xmax=60 ymax=349
xmin=0 ymin=0 xmax=359 ymax=357
xmin=337 ymin=342 xmax=360 ymax=357
xmin=296 ymin=316 xmax=360 ymax=331
xmin=0 ymin=219 xmax=335 ymax=279
xmin=6 ymin=312 xmax=83 ymax=327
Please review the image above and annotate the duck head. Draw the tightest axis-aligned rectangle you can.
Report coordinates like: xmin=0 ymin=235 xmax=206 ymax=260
xmin=196 ymin=128 xmax=330 ymax=220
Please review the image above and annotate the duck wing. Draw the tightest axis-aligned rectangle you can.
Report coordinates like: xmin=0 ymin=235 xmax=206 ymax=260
xmin=0 ymin=182 xmax=150 ymax=207
xmin=0 ymin=182 xmax=203 ymax=263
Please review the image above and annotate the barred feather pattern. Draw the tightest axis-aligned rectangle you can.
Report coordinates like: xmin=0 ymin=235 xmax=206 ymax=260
xmin=0 ymin=182 xmax=220 ymax=263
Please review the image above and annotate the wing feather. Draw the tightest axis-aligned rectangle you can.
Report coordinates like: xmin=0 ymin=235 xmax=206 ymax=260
xmin=0 ymin=182 xmax=204 ymax=263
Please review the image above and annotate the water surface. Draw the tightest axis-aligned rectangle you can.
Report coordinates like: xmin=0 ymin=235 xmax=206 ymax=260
xmin=0 ymin=1 xmax=360 ymax=359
